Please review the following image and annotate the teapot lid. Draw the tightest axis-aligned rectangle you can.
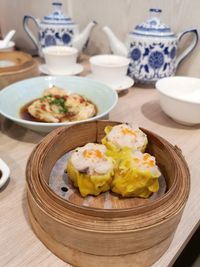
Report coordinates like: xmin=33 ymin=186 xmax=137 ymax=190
xmin=42 ymin=2 xmax=75 ymax=25
xmin=133 ymin=9 xmax=175 ymax=37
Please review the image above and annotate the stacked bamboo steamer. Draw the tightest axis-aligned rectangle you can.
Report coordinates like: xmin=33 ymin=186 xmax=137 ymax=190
xmin=0 ymin=51 xmax=39 ymax=89
xmin=26 ymin=120 xmax=190 ymax=267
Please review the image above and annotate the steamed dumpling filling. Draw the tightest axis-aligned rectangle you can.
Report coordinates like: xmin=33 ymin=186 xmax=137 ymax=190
xmin=66 ymin=143 xmax=114 ymax=197
xmin=70 ymin=143 xmax=113 ymax=175
xmin=102 ymin=124 xmax=148 ymax=153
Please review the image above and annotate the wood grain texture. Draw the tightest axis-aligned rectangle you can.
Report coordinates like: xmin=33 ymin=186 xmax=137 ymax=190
xmin=25 ymin=120 xmax=190 ymax=266
xmin=0 ymin=57 xmax=200 ymax=267
xmin=28 ymin=206 xmax=175 ymax=267
xmin=0 ymin=51 xmax=39 ymax=89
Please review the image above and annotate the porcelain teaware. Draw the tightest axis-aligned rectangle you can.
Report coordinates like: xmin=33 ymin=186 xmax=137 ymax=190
xmin=0 ymin=30 xmax=16 ymax=49
xmin=89 ymin=54 xmax=130 ymax=84
xmin=0 ymin=30 xmax=16 ymax=52
xmin=156 ymin=76 xmax=200 ymax=125
xmin=88 ymin=54 xmax=134 ymax=91
xmin=103 ymin=8 xmax=198 ymax=84
xmin=42 ymin=46 xmax=78 ymax=74
xmin=23 ymin=1 xmax=97 ymax=57
xmin=0 ymin=41 xmax=15 ymax=52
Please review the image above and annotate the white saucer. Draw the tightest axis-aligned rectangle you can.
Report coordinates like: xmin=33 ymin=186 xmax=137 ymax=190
xmin=39 ymin=63 xmax=84 ymax=76
xmin=86 ymin=74 xmax=134 ymax=92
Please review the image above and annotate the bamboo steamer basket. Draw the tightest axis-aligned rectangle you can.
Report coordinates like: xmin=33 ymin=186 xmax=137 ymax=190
xmin=26 ymin=120 xmax=190 ymax=267
xmin=0 ymin=51 xmax=39 ymax=89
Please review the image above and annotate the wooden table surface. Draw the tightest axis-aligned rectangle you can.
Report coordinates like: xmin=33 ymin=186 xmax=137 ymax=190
xmin=0 ymin=56 xmax=200 ymax=267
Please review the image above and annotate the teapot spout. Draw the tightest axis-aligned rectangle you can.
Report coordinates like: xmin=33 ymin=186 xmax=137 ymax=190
xmin=102 ymin=26 xmax=128 ymax=57
xmin=72 ymin=21 xmax=97 ymax=53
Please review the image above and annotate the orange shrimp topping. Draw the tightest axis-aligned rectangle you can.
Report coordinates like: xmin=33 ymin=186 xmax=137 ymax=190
xmin=143 ymin=154 xmax=155 ymax=167
xmin=95 ymin=149 xmax=103 ymax=158
xmin=83 ymin=149 xmax=103 ymax=159
xmin=144 ymin=159 xmax=155 ymax=167
xmin=148 ymin=160 xmax=155 ymax=167
xmin=143 ymin=154 xmax=150 ymax=161
xmin=83 ymin=150 xmax=93 ymax=158
xmin=122 ymin=128 xmax=136 ymax=136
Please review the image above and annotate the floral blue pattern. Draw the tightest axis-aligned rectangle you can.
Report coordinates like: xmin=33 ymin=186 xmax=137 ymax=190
xmin=125 ymin=8 xmax=198 ymax=83
xmin=148 ymin=51 xmax=164 ymax=69
xmin=127 ymin=40 xmax=178 ymax=83
xmin=170 ymin=47 xmax=176 ymax=59
xmin=24 ymin=1 xmax=77 ymax=56
xmin=131 ymin=48 xmax=141 ymax=61
xmin=62 ymin=33 xmax=71 ymax=44
xmin=133 ymin=9 xmax=172 ymax=36
xmin=45 ymin=35 xmax=56 ymax=46
xmin=41 ymin=28 xmax=74 ymax=48
xmin=41 ymin=2 xmax=75 ymax=48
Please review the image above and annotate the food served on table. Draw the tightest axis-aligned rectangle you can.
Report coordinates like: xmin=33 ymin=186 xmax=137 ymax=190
xmin=111 ymin=148 xmax=160 ymax=198
xmin=66 ymin=143 xmax=114 ymax=197
xmin=102 ymin=124 xmax=148 ymax=153
xmin=20 ymin=86 xmax=97 ymax=123
xmin=66 ymin=123 xmax=161 ymax=198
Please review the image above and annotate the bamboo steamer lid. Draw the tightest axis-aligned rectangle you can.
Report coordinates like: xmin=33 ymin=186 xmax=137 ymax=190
xmin=26 ymin=120 xmax=190 ymax=267
xmin=0 ymin=51 xmax=39 ymax=89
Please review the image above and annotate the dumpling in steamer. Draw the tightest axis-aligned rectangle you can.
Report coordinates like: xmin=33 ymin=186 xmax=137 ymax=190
xmin=111 ymin=149 xmax=161 ymax=198
xmin=102 ymin=124 xmax=148 ymax=153
xmin=66 ymin=143 xmax=114 ymax=197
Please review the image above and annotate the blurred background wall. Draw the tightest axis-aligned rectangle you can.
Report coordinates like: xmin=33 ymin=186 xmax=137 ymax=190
xmin=0 ymin=0 xmax=200 ymax=77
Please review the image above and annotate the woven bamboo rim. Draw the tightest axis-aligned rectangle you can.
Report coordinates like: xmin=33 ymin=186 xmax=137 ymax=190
xmin=0 ymin=51 xmax=38 ymax=89
xmin=0 ymin=51 xmax=35 ymax=73
xmin=26 ymin=121 xmax=190 ymax=263
xmin=26 ymin=120 xmax=190 ymax=227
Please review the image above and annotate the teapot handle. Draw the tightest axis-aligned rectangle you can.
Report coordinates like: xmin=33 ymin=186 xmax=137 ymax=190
xmin=23 ymin=15 xmax=40 ymax=49
xmin=176 ymin=28 xmax=199 ymax=67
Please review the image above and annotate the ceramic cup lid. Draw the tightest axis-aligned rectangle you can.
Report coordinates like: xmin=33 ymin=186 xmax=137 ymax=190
xmin=42 ymin=2 xmax=75 ymax=25
xmin=133 ymin=8 xmax=175 ymax=37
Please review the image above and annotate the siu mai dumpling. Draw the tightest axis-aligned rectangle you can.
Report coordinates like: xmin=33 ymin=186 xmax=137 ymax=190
xmin=102 ymin=124 xmax=148 ymax=153
xmin=66 ymin=143 xmax=114 ymax=197
xmin=111 ymin=149 xmax=161 ymax=198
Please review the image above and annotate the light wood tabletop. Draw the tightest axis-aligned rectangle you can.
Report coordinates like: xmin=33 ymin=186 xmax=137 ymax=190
xmin=0 ymin=56 xmax=200 ymax=267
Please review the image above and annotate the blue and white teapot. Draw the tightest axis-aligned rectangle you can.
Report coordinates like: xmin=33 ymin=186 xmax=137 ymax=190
xmin=103 ymin=8 xmax=198 ymax=83
xmin=23 ymin=1 xmax=96 ymax=57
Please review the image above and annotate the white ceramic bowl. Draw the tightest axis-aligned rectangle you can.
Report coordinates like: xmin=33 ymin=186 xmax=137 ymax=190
xmin=0 ymin=41 xmax=15 ymax=52
xmin=0 ymin=76 xmax=118 ymax=133
xmin=42 ymin=46 xmax=78 ymax=74
xmin=156 ymin=76 xmax=200 ymax=126
xmin=90 ymin=54 xmax=130 ymax=83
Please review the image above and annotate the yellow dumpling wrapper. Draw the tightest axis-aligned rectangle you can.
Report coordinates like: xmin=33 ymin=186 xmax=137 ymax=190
xmin=110 ymin=149 xmax=160 ymax=198
xmin=102 ymin=125 xmax=148 ymax=153
xmin=112 ymin=169 xmax=159 ymax=198
xmin=67 ymin=159 xmax=114 ymax=197
xmin=106 ymin=146 xmax=133 ymax=161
